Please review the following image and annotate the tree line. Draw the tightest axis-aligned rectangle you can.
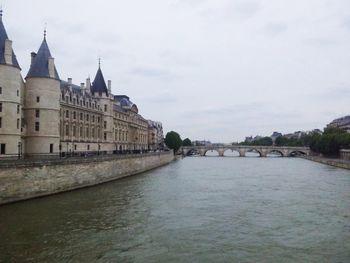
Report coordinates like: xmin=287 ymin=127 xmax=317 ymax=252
xmin=242 ymin=127 xmax=350 ymax=157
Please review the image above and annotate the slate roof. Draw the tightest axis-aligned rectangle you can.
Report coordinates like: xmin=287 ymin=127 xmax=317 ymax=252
xmin=26 ymin=37 xmax=60 ymax=79
xmin=91 ymin=67 xmax=108 ymax=95
xmin=0 ymin=16 xmax=20 ymax=69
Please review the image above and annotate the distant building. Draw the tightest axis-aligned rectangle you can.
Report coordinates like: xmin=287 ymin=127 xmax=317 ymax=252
xmin=193 ymin=140 xmax=211 ymax=146
xmin=270 ymin=131 xmax=282 ymax=144
xmin=327 ymin=116 xmax=350 ymax=133
xmin=147 ymin=120 xmax=164 ymax=150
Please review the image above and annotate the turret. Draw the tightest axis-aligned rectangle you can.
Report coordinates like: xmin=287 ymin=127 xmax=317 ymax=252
xmin=24 ymin=30 xmax=60 ymax=157
xmin=92 ymin=61 xmax=114 ymax=152
xmin=0 ymin=11 xmax=24 ymax=158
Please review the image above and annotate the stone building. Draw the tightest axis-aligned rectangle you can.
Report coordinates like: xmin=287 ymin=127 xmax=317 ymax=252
xmin=147 ymin=120 xmax=164 ymax=150
xmin=327 ymin=116 xmax=350 ymax=133
xmin=0 ymin=14 xmax=155 ymax=158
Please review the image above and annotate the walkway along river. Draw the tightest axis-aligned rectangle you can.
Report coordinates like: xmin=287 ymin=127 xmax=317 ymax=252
xmin=0 ymin=157 xmax=350 ymax=262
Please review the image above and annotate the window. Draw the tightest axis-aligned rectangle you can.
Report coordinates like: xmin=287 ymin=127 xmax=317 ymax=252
xmin=86 ymin=114 xmax=89 ymax=121
xmin=17 ymin=119 xmax=19 ymax=129
xmin=0 ymin=117 xmax=2 ymax=128
xmin=17 ymin=90 xmax=19 ymax=96
xmin=104 ymin=121 xmax=107 ymax=129
xmin=65 ymin=125 xmax=69 ymax=136
xmin=98 ymin=117 xmax=101 ymax=123
xmin=73 ymin=126 xmax=76 ymax=137
xmin=86 ymin=127 xmax=89 ymax=137
xmin=35 ymin=122 xmax=40 ymax=131
xmin=80 ymin=113 xmax=83 ymax=121
xmin=0 ymin=103 xmax=2 ymax=112
xmin=62 ymin=93 xmax=65 ymax=100
xmin=73 ymin=98 xmax=76 ymax=105
xmin=50 ymin=144 xmax=54 ymax=153
xmin=92 ymin=115 xmax=95 ymax=122
xmin=66 ymin=110 xmax=69 ymax=118
xmin=74 ymin=145 xmax=77 ymax=150
xmin=0 ymin=144 xmax=5 ymax=154
xmin=80 ymin=126 xmax=83 ymax=137
xmin=35 ymin=109 xmax=40 ymax=118
xmin=73 ymin=111 xmax=76 ymax=119
xmin=104 ymin=104 xmax=107 ymax=112
xmin=0 ymin=87 xmax=2 ymax=94
xmin=36 ymin=96 xmax=40 ymax=103
xmin=92 ymin=128 xmax=95 ymax=138
xmin=17 ymin=105 xmax=20 ymax=114
xmin=87 ymin=145 xmax=90 ymax=150
xmin=104 ymin=132 xmax=107 ymax=140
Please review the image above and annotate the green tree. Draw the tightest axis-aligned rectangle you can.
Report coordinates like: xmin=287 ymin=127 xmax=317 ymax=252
xmin=251 ymin=137 xmax=273 ymax=146
xmin=182 ymin=138 xmax=192 ymax=146
xmin=165 ymin=131 xmax=183 ymax=153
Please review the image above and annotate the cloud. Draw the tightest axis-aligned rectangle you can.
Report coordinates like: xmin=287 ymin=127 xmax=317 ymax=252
xmin=264 ymin=23 xmax=288 ymax=37
xmin=129 ymin=67 xmax=173 ymax=79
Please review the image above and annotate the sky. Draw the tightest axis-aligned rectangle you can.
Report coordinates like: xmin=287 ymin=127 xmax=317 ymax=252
xmin=2 ymin=0 xmax=350 ymax=142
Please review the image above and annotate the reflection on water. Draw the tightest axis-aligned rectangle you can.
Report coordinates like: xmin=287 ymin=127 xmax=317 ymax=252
xmin=0 ymin=157 xmax=350 ymax=262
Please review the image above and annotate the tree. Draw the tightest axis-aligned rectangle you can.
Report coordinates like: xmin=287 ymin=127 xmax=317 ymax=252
xmin=182 ymin=138 xmax=192 ymax=146
xmin=165 ymin=131 xmax=182 ymax=153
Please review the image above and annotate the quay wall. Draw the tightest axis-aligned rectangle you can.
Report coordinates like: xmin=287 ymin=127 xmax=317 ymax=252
xmin=0 ymin=152 xmax=174 ymax=205
xmin=302 ymin=155 xmax=350 ymax=170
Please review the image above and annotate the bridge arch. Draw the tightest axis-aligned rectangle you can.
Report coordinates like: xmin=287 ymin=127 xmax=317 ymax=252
xmin=245 ymin=148 xmax=262 ymax=157
xmin=223 ymin=148 xmax=240 ymax=157
xmin=289 ymin=150 xmax=307 ymax=157
xmin=204 ymin=149 xmax=220 ymax=157
xmin=266 ymin=149 xmax=284 ymax=157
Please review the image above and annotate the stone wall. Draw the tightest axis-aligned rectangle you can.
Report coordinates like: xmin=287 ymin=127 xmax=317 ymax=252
xmin=302 ymin=155 xmax=350 ymax=170
xmin=0 ymin=151 xmax=174 ymax=205
xmin=340 ymin=149 xmax=350 ymax=161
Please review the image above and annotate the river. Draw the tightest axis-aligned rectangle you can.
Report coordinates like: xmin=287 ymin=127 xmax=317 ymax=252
xmin=0 ymin=157 xmax=350 ymax=262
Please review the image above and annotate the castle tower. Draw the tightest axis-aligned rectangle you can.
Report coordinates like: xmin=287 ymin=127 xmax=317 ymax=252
xmin=0 ymin=11 xmax=24 ymax=157
xmin=24 ymin=31 xmax=60 ymax=157
xmin=91 ymin=62 xmax=114 ymax=152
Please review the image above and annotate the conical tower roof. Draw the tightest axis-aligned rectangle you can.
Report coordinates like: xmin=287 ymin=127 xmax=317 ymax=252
xmin=92 ymin=65 xmax=108 ymax=95
xmin=0 ymin=13 xmax=20 ymax=69
xmin=26 ymin=36 xmax=60 ymax=79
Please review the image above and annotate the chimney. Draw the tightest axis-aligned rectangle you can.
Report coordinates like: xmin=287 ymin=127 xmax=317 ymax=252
xmin=4 ymin=39 xmax=13 ymax=65
xmin=31 ymin=52 xmax=37 ymax=65
xmin=68 ymin=78 xmax=72 ymax=85
xmin=108 ymin=80 xmax=111 ymax=93
xmin=86 ymin=77 xmax=91 ymax=93
xmin=48 ymin=57 xmax=55 ymax=78
xmin=80 ymin=82 xmax=85 ymax=89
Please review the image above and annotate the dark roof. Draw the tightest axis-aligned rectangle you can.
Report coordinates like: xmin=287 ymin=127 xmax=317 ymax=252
xmin=26 ymin=37 xmax=60 ymax=79
xmin=0 ymin=16 xmax=20 ymax=69
xmin=91 ymin=67 xmax=108 ymax=95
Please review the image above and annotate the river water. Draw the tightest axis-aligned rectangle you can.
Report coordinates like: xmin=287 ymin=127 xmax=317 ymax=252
xmin=1 ymin=157 xmax=350 ymax=262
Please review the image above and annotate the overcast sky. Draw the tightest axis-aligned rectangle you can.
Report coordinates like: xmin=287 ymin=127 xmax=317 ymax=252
xmin=3 ymin=0 xmax=350 ymax=142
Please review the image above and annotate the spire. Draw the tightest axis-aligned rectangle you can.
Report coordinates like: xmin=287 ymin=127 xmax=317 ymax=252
xmin=26 ymin=34 xmax=60 ymax=79
xmin=91 ymin=63 xmax=108 ymax=95
xmin=44 ymin=23 xmax=47 ymax=40
xmin=0 ymin=9 xmax=20 ymax=69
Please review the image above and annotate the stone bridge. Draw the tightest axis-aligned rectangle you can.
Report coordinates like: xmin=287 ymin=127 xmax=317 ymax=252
xmin=181 ymin=145 xmax=310 ymax=157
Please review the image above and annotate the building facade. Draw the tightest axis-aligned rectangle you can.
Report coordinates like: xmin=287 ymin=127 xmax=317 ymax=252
xmin=147 ymin=120 xmax=164 ymax=150
xmin=0 ymin=14 xmax=159 ymax=158
xmin=327 ymin=116 xmax=350 ymax=133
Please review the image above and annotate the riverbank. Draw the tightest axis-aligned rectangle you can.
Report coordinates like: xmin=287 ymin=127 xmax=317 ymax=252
xmin=0 ymin=151 xmax=174 ymax=205
xmin=302 ymin=155 xmax=350 ymax=170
